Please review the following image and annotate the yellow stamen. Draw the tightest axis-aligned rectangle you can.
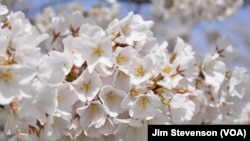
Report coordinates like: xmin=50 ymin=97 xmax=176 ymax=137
xmin=17 ymin=138 xmax=23 ymax=141
xmin=131 ymin=88 xmax=140 ymax=98
xmin=89 ymin=104 xmax=98 ymax=114
xmin=116 ymin=54 xmax=127 ymax=64
xmin=71 ymin=49 xmax=75 ymax=54
xmin=92 ymin=45 xmax=103 ymax=56
xmin=82 ymin=82 xmax=91 ymax=93
xmin=163 ymin=65 xmax=172 ymax=73
xmin=138 ymin=96 xmax=149 ymax=109
xmin=0 ymin=71 xmax=13 ymax=81
xmin=135 ymin=65 xmax=145 ymax=76
xmin=107 ymin=92 xmax=116 ymax=102
xmin=57 ymin=95 xmax=64 ymax=103
xmin=203 ymin=65 xmax=213 ymax=71
xmin=127 ymin=125 xmax=136 ymax=132
xmin=122 ymin=24 xmax=131 ymax=34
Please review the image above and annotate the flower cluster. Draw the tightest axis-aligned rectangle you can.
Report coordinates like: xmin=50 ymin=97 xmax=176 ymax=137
xmin=0 ymin=2 xmax=249 ymax=141
xmin=150 ymin=0 xmax=244 ymax=52
xmin=33 ymin=0 xmax=119 ymax=32
xmin=151 ymin=0 xmax=244 ymax=22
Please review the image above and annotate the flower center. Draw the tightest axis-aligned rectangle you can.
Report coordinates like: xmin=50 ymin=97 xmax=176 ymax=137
xmin=0 ymin=71 xmax=13 ymax=81
xmin=138 ymin=96 xmax=149 ymax=109
xmin=89 ymin=104 xmax=98 ymax=114
xmin=122 ymin=24 xmax=131 ymax=35
xmin=127 ymin=125 xmax=136 ymax=132
xmin=92 ymin=45 xmax=103 ymax=56
xmin=57 ymin=95 xmax=64 ymax=103
xmin=82 ymin=82 xmax=91 ymax=93
xmin=131 ymin=88 xmax=140 ymax=98
xmin=135 ymin=65 xmax=145 ymax=76
xmin=163 ymin=65 xmax=172 ymax=73
xmin=116 ymin=54 xmax=127 ymax=64
xmin=107 ymin=92 xmax=116 ymax=102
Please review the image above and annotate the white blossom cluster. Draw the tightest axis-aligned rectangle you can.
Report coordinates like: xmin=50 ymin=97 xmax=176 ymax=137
xmin=151 ymin=0 xmax=244 ymax=22
xmin=33 ymin=0 xmax=119 ymax=33
xmin=150 ymin=0 xmax=244 ymax=53
xmin=0 ymin=2 xmax=250 ymax=141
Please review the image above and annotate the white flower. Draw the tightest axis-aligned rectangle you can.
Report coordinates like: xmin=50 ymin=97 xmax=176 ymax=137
xmin=64 ymin=12 xmax=87 ymax=35
xmin=99 ymin=85 xmax=126 ymax=117
xmin=229 ymin=67 xmax=248 ymax=98
xmin=63 ymin=35 xmax=85 ymax=67
xmin=57 ymin=83 xmax=78 ymax=114
xmin=85 ymin=117 xmax=114 ymax=138
xmin=174 ymin=37 xmax=195 ymax=58
xmin=127 ymin=55 xmax=154 ymax=85
xmin=71 ymin=70 xmax=102 ymax=102
xmin=43 ymin=114 xmax=71 ymax=140
xmin=113 ymin=46 xmax=137 ymax=69
xmin=169 ymin=94 xmax=196 ymax=124
xmin=106 ymin=18 xmax=120 ymax=40
xmin=214 ymin=36 xmax=239 ymax=63
xmin=14 ymin=46 xmax=42 ymax=67
xmin=113 ymin=118 xmax=147 ymax=141
xmin=8 ymin=12 xmax=48 ymax=49
xmin=88 ymin=2 xmax=119 ymax=28
xmin=77 ymin=101 xmax=106 ymax=130
xmin=37 ymin=51 xmax=67 ymax=86
xmin=121 ymin=83 xmax=147 ymax=110
xmin=107 ymin=12 xmax=153 ymax=45
xmin=81 ymin=37 xmax=113 ymax=73
xmin=157 ymin=74 xmax=183 ymax=90
xmin=120 ymin=12 xmax=153 ymax=43
xmin=0 ymin=65 xmax=36 ymax=105
xmin=51 ymin=17 xmax=69 ymax=36
xmin=175 ymin=56 xmax=199 ymax=80
xmin=79 ymin=23 xmax=106 ymax=39
xmin=170 ymin=38 xmax=199 ymax=80
xmin=17 ymin=86 xmax=57 ymax=125
xmin=113 ymin=70 xmax=130 ymax=92
xmin=202 ymin=53 xmax=226 ymax=91
xmin=129 ymin=91 xmax=161 ymax=120
xmin=0 ymin=4 xmax=249 ymax=140
xmin=147 ymin=109 xmax=171 ymax=125
xmin=134 ymin=37 xmax=168 ymax=57
xmin=4 ymin=109 xmax=23 ymax=135
xmin=94 ymin=62 xmax=115 ymax=77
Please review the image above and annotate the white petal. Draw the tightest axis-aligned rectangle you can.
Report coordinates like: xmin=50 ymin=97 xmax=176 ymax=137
xmin=77 ymin=101 xmax=106 ymax=130
xmin=99 ymin=85 xmax=126 ymax=117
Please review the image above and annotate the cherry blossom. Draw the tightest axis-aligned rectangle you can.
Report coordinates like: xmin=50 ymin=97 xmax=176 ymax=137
xmin=71 ymin=70 xmax=102 ymax=102
xmin=0 ymin=2 xmax=249 ymax=140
